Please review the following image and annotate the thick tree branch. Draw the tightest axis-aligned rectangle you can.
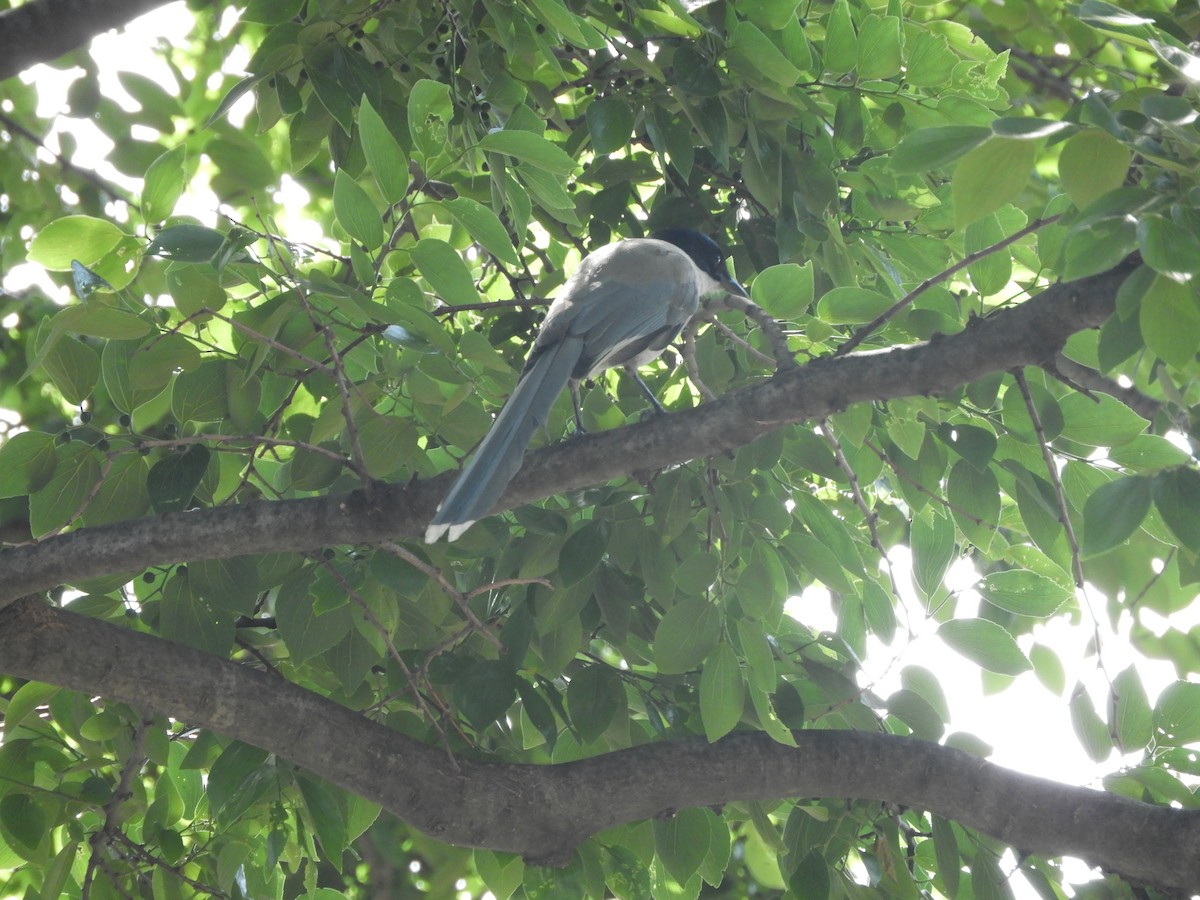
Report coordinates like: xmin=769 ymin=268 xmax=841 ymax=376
xmin=0 ymin=261 xmax=1140 ymax=609
xmin=0 ymin=0 xmax=172 ymax=82
xmin=1 ymin=597 xmax=1196 ymax=891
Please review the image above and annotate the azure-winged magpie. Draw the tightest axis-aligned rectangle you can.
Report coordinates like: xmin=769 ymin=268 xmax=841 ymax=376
xmin=424 ymin=229 xmax=745 ymax=543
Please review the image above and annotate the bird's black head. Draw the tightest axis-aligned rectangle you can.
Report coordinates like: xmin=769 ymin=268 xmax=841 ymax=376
xmin=649 ymin=228 xmax=746 ymax=296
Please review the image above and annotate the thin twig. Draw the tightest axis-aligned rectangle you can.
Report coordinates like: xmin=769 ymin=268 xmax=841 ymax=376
xmin=819 ymin=419 xmax=901 ymax=599
xmin=378 ymin=541 xmax=504 ymax=650
xmin=1013 ymin=370 xmax=1084 ymax=588
xmin=838 ymin=215 xmax=1061 ymax=356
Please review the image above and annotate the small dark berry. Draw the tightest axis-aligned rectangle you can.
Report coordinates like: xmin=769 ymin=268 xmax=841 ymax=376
xmin=435 ymin=57 xmax=445 ymax=67
xmin=143 ymin=572 xmax=156 ymax=584
xmin=374 ymin=60 xmax=384 ymax=69
xmin=164 ymin=423 xmax=177 ymax=436
xmin=438 ymin=23 xmax=450 ymax=34
xmin=585 ymin=85 xmax=594 ymax=94
xmin=97 ymin=439 xmax=109 ymax=451
xmin=614 ymin=2 xmax=624 ymax=10
xmin=352 ymin=41 xmax=362 ymax=51
xmin=400 ymin=63 xmax=411 ymax=73
xmin=177 ymin=565 xmax=188 ymax=577
xmin=535 ymin=23 xmax=546 ymax=34
xmin=480 ymin=101 xmax=490 ymax=110
xmin=80 ymin=410 xmax=93 ymax=423
xmin=268 ymin=77 xmax=276 ymax=87
xmin=58 ymin=431 xmax=72 ymax=444
xmin=427 ymin=42 xmax=438 ymax=51
xmin=481 ymin=162 xmax=489 ymax=171
xmin=615 ymin=77 xmax=627 ymax=88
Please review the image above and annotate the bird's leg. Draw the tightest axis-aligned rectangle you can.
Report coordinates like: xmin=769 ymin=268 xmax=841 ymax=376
xmin=570 ymin=380 xmax=587 ymax=434
xmin=625 ymin=365 xmax=668 ymax=414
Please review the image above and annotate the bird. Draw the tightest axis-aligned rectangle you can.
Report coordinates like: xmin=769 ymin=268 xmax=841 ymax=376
xmin=424 ymin=228 xmax=746 ymax=543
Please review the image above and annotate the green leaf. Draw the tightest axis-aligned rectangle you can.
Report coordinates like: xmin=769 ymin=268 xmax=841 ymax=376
xmin=475 ymin=851 xmax=525 ymax=900
xmin=4 ymin=681 xmax=60 ymax=732
xmin=911 ymin=511 xmax=955 ymax=600
xmin=0 ymin=794 xmax=45 ymax=852
xmin=189 ymin=556 xmax=260 ymax=614
xmin=1029 ymin=642 xmax=1066 ymax=695
xmin=274 ymin=576 xmax=354 ymax=663
xmin=979 ymin=569 xmax=1071 ymax=617
xmin=453 ymin=659 xmax=518 ymax=730
xmin=751 ymin=262 xmax=813 ymax=318
xmin=129 ymin=333 xmax=202 ymax=391
xmin=146 ymin=224 xmax=225 ymax=262
xmin=207 ymin=741 xmax=270 ymax=817
xmin=1062 ymin=215 xmax=1138 ymax=282
xmin=890 ymin=126 xmax=990 ymax=174
xmin=81 ymin=454 xmax=150 ymax=526
xmin=1155 ymin=681 xmax=1200 ymax=744
xmin=887 ymin=688 xmax=944 ymax=741
xmin=990 ymin=118 xmax=1072 ymax=140
xmin=727 ymin=21 xmax=802 ymax=87
xmin=566 ymin=664 xmax=623 ymax=744
xmin=411 ymin=237 xmax=481 ymax=306
xmin=1110 ymin=665 xmax=1152 ymax=752
xmin=297 ymin=775 xmax=347 ymax=858
xmin=953 ymin=138 xmax=1037 ymax=228
xmin=965 ymin=213 xmax=1012 ymax=297
xmin=477 ymin=130 xmax=577 ymax=175
xmin=29 ymin=443 xmax=101 ymax=536
xmin=1138 ymin=273 xmax=1200 ymax=368
xmin=653 ymin=808 xmax=711 ymax=886
xmin=1153 ymin=468 xmax=1200 ymax=552
xmin=408 ymin=79 xmax=454 ymax=164
xmin=699 ymin=644 xmax=744 ymax=742
xmin=655 ymin=598 xmax=721 ymax=674
xmin=1107 ymin=434 xmax=1189 ymax=470
xmin=357 ymin=414 xmax=416 ymax=478
xmin=1057 ymin=391 xmax=1147 ymax=447
xmin=159 ymin=573 xmax=234 ymax=655
xmin=147 ymin=444 xmax=211 ymax=513
xmin=1138 ymin=214 xmax=1200 ymax=281
xmin=786 ymin=849 xmax=830 ymax=899
xmin=1082 ymin=474 xmax=1152 ymax=556
xmin=443 ymin=197 xmax=520 ymax=265
xmin=1069 ymin=682 xmax=1113 ymax=763
xmin=586 ymin=96 xmax=636 ymax=155
xmin=815 ymin=286 xmax=892 ymax=323
xmin=1058 ymin=131 xmax=1131 ymax=210
xmin=856 ymin=15 xmax=901 ymax=80
xmin=41 ymin=333 xmax=100 ymax=404
xmin=358 ymin=96 xmax=409 ymax=203
xmin=172 ymin=360 xmax=230 ymax=424
xmin=905 ymin=31 xmax=959 ymax=87
xmin=558 ymin=520 xmax=610 ymax=587
xmin=0 ymin=431 xmax=57 ymax=497
xmin=142 ymin=144 xmax=189 ymax=223
xmin=28 ymin=215 xmax=128 ymax=269
xmin=822 ymin=0 xmax=857 ymax=75
xmin=938 ymin=619 xmax=1031 ymax=675
xmin=333 ymin=169 xmax=383 ymax=250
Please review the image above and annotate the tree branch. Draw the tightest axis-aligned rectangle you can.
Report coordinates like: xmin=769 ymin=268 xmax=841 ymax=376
xmin=0 ymin=260 xmax=1140 ymax=609
xmin=1 ymin=597 xmax=1196 ymax=892
xmin=0 ymin=0 xmax=172 ymax=82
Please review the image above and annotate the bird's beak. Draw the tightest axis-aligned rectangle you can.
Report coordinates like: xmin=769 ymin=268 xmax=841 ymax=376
xmin=723 ymin=275 xmax=748 ymax=298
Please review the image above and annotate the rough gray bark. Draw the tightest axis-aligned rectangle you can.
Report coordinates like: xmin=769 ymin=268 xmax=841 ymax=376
xmin=2 ymin=597 xmax=1197 ymax=891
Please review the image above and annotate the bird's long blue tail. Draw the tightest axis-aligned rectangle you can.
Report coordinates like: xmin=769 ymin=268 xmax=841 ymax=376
xmin=425 ymin=337 xmax=583 ymax=542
